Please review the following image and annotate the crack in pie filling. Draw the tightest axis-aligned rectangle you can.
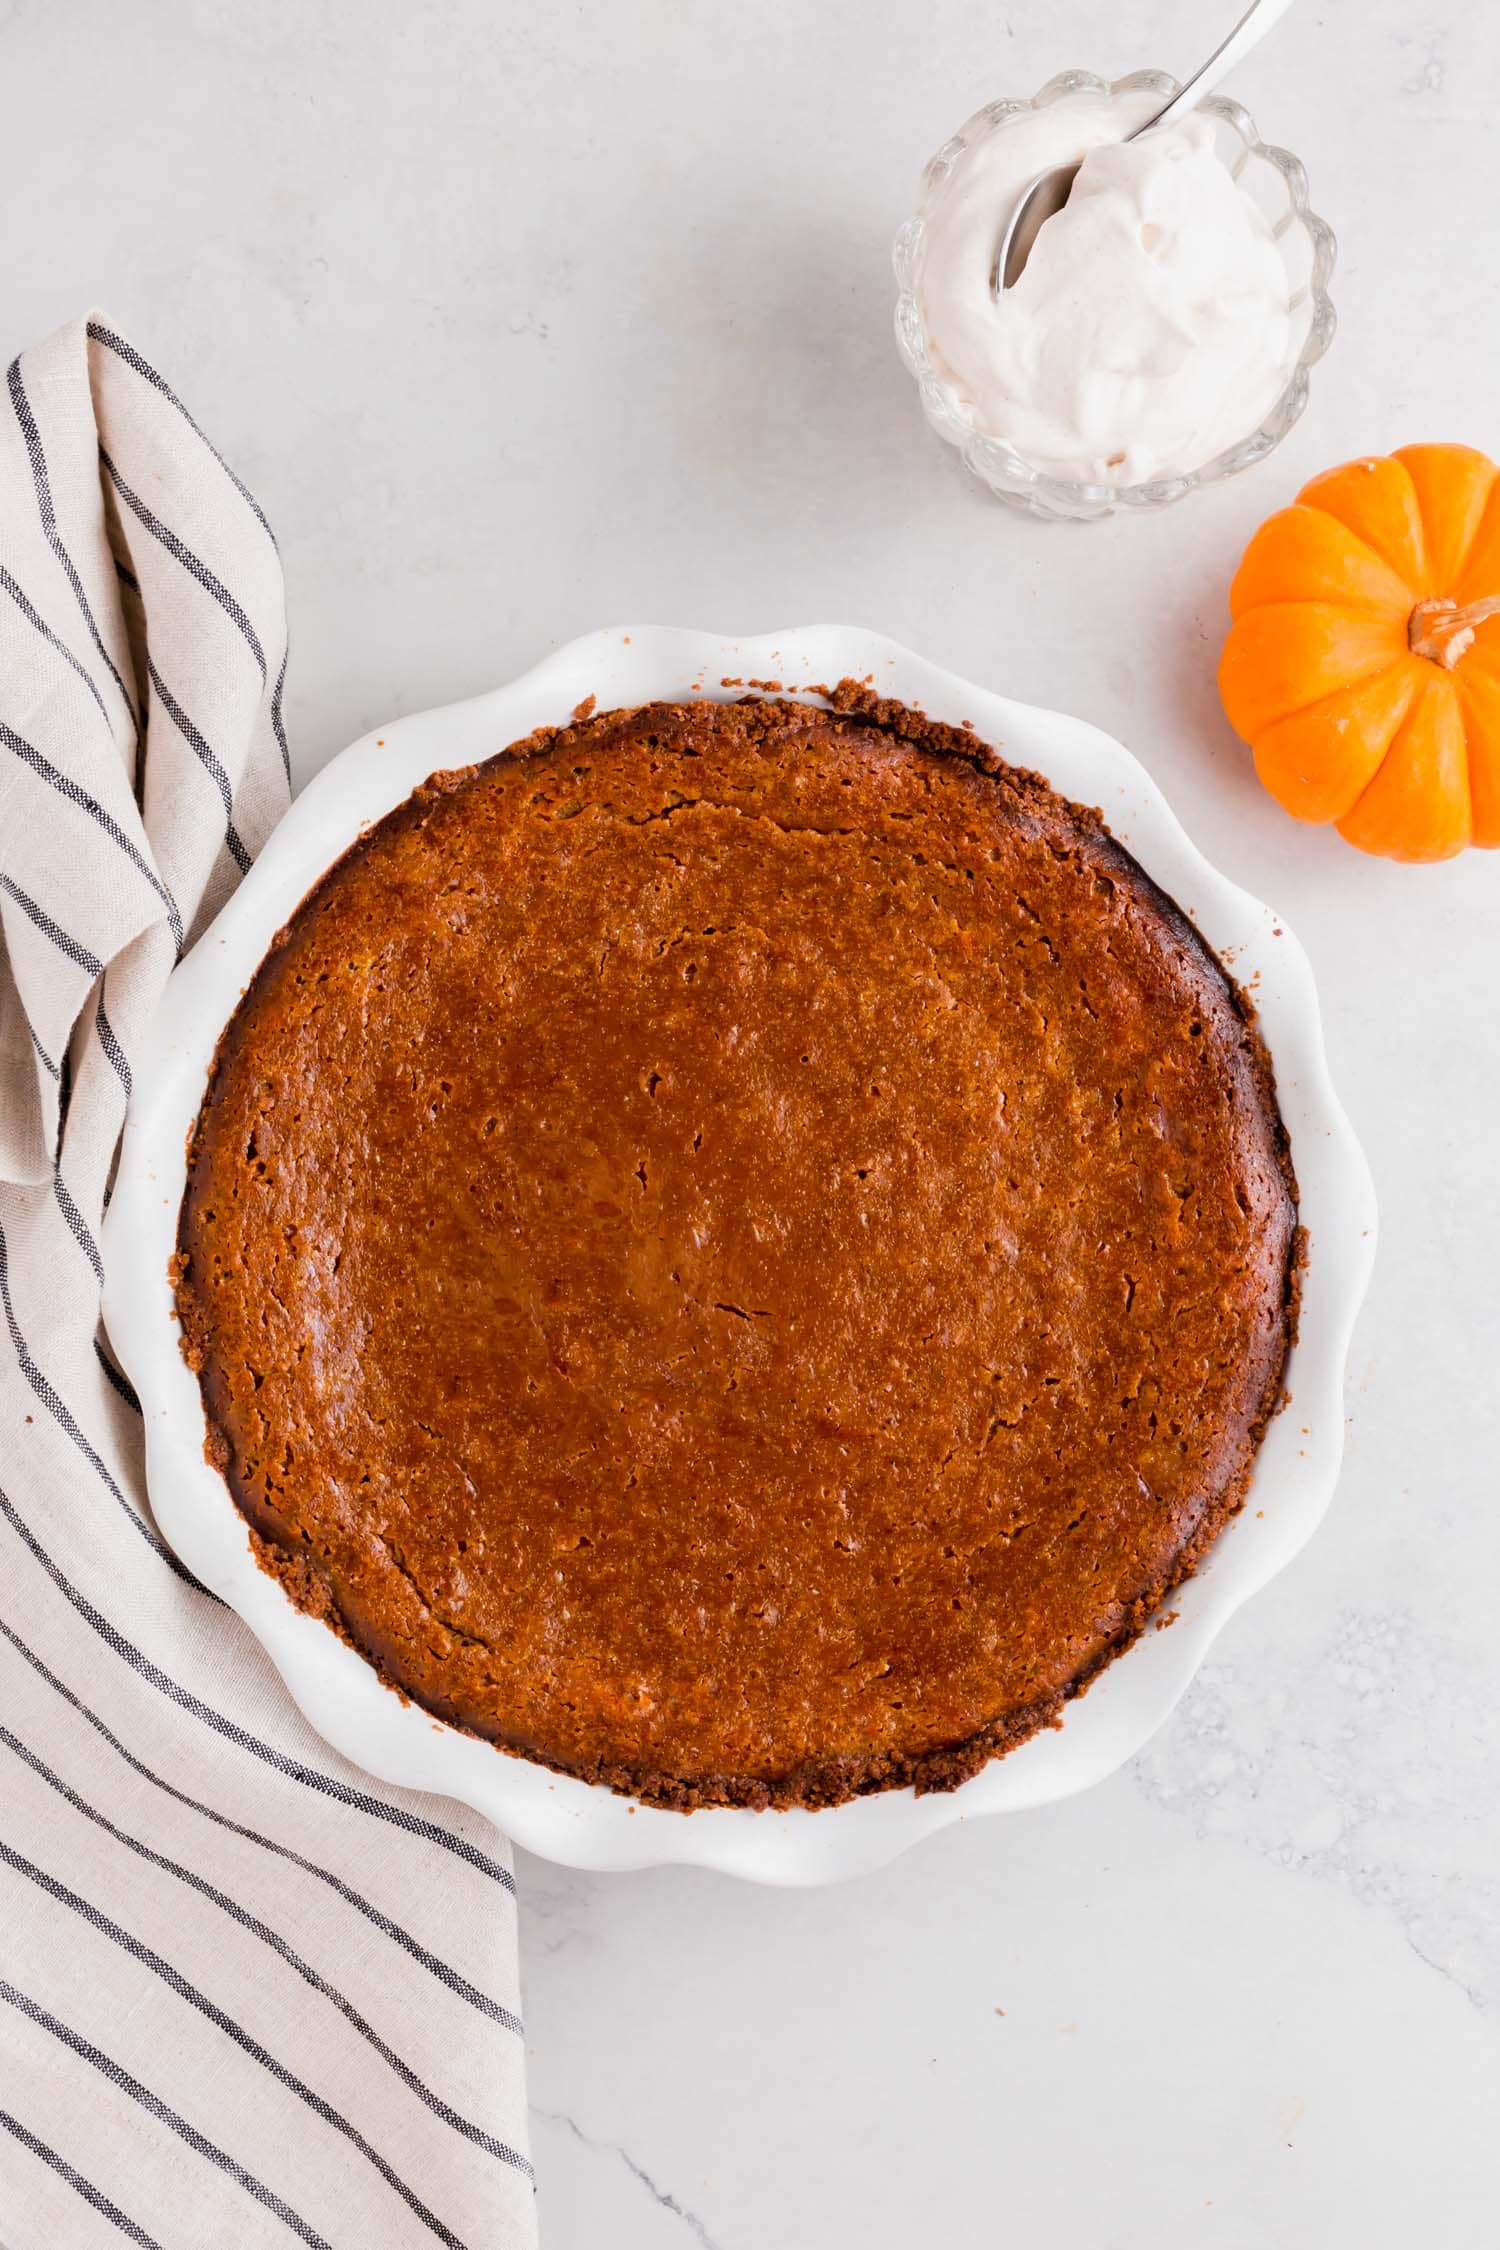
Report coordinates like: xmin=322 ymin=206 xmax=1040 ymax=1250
xmin=174 ymin=685 xmax=1299 ymax=1810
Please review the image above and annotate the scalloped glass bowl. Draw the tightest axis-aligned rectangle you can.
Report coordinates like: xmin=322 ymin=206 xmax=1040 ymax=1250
xmin=893 ymin=70 xmax=1338 ymax=521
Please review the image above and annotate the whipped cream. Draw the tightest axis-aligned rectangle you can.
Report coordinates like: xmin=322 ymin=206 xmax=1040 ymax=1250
xmin=917 ymin=95 xmax=1295 ymax=486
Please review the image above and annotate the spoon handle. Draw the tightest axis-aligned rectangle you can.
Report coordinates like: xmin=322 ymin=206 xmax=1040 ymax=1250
xmin=1149 ymin=0 xmax=1298 ymax=132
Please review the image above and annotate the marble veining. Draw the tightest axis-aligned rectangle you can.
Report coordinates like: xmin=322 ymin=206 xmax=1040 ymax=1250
xmin=533 ymin=2111 xmax=724 ymax=2250
xmin=1134 ymin=1602 xmax=1500 ymax=2016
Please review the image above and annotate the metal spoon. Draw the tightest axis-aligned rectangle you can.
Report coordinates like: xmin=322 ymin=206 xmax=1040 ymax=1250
xmin=991 ymin=0 xmax=1297 ymax=295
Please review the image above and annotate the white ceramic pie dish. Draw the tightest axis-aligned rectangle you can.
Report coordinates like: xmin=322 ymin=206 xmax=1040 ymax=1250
xmin=102 ymin=624 xmax=1376 ymax=1886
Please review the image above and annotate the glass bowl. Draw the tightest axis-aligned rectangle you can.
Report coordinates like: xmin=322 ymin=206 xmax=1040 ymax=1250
xmin=892 ymin=70 xmax=1338 ymax=521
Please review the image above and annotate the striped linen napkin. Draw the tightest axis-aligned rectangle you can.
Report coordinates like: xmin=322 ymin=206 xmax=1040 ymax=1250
xmin=0 ymin=316 xmax=534 ymax=2250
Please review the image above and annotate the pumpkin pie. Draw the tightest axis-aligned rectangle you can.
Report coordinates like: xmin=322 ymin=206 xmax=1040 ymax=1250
xmin=174 ymin=686 xmax=1298 ymax=1808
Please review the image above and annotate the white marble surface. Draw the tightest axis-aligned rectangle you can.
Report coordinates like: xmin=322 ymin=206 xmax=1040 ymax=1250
xmin=9 ymin=0 xmax=1500 ymax=2242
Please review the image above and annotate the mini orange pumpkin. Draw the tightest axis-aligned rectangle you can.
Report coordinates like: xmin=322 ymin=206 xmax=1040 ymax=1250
xmin=1219 ymin=444 xmax=1500 ymax=861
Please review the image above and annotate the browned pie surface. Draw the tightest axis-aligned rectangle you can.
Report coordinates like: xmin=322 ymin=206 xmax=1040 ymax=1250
xmin=176 ymin=688 xmax=1297 ymax=1808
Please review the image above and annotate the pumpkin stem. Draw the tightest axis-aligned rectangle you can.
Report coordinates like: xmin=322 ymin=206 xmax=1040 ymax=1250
xmin=1409 ymin=592 xmax=1500 ymax=669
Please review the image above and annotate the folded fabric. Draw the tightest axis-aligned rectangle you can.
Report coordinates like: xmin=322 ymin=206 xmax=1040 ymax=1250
xmin=0 ymin=314 xmax=534 ymax=2250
